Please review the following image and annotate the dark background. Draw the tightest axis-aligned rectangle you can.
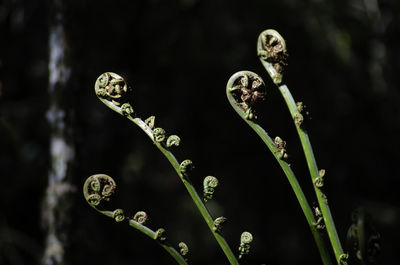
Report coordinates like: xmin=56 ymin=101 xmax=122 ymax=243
xmin=1 ymin=0 xmax=399 ymax=264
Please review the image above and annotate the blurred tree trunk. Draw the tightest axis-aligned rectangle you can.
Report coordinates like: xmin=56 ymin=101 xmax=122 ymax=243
xmin=41 ymin=0 xmax=75 ymax=264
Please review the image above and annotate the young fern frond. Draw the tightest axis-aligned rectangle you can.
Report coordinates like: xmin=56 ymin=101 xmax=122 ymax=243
xmin=238 ymin=232 xmax=253 ymax=260
xmin=83 ymin=174 xmax=188 ymax=265
xmin=93 ymin=72 xmax=240 ymax=265
xmin=253 ymin=29 xmax=354 ymax=264
xmin=226 ymin=71 xmax=333 ymax=265
xmin=257 ymin=29 xmax=347 ymax=265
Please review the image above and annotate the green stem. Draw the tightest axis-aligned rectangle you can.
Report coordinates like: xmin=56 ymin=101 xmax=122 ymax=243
xmin=282 ymin=84 xmax=344 ymax=264
xmin=95 ymin=209 xmax=188 ymax=265
xmin=98 ymin=98 xmax=240 ymax=265
xmin=226 ymin=79 xmax=333 ymax=265
xmin=258 ymin=56 xmax=345 ymax=264
xmin=127 ymin=115 xmax=240 ymax=265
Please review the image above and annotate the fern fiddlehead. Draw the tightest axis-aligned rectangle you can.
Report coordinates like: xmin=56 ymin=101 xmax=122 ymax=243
xmin=133 ymin=211 xmax=148 ymax=225
xmin=95 ymin=72 xmax=130 ymax=105
xmin=228 ymin=71 xmax=266 ymax=120
xmin=203 ymin=176 xmax=219 ymax=202
xmin=213 ymin=217 xmax=227 ymax=233
xmin=93 ymin=72 xmax=239 ymax=265
xmin=257 ymin=29 xmax=346 ymax=265
xmin=166 ymin=135 xmax=181 ymax=148
xmin=257 ymin=29 xmax=288 ymax=85
xmin=238 ymin=231 xmax=253 ymax=259
xmin=83 ymin=174 xmax=187 ymax=264
xmin=178 ymin=242 xmax=189 ymax=258
xmin=226 ymin=71 xmax=333 ymax=265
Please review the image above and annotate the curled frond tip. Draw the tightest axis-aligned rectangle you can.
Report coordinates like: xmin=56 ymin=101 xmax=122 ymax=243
xmin=94 ymin=72 xmax=134 ymax=114
xmin=238 ymin=231 xmax=253 ymax=259
xmin=257 ymin=29 xmax=288 ymax=65
xmin=83 ymin=174 xmax=116 ymax=208
xmin=226 ymin=71 xmax=266 ymax=120
xmin=203 ymin=176 xmax=219 ymax=202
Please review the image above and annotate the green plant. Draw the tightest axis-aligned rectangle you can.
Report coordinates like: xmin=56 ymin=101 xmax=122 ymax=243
xmin=227 ymin=29 xmax=345 ymax=265
xmin=84 ymin=72 xmax=242 ymax=264
xmin=83 ymin=29 xmax=380 ymax=265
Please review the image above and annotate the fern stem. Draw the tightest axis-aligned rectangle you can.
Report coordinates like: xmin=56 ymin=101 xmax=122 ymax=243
xmin=257 ymin=29 xmax=346 ymax=264
xmin=99 ymin=210 xmax=188 ymax=265
xmin=226 ymin=77 xmax=333 ymax=265
xmin=278 ymin=84 xmax=345 ymax=264
xmin=125 ymin=115 xmax=240 ymax=265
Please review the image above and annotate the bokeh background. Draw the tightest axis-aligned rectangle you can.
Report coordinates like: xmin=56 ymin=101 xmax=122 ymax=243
xmin=1 ymin=0 xmax=399 ymax=264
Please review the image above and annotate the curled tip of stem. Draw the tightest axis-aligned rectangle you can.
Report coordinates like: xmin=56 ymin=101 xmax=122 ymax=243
xmin=83 ymin=174 xmax=117 ymax=208
xmin=226 ymin=71 xmax=266 ymax=120
xmin=203 ymin=176 xmax=219 ymax=202
xmin=240 ymin=231 xmax=253 ymax=244
xmin=153 ymin=127 xmax=167 ymax=143
xmin=257 ymin=29 xmax=288 ymax=84
xmin=154 ymin=228 xmax=167 ymax=242
xmin=258 ymin=29 xmax=288 ymax=67
xmin=95 ymin=72 xmax=130 ymax=104
xmin=258 ymin=29 xmax=287 ymax=59
xmin=213 ymin=216 xmax=227 ymax=233
xmin=178 ymin=242 xmax=189 ymax=257
xmin=94 ymin=72 xmax=134 ymax=116
xmin=238 ymin=231 xmax=253 ymax=259
xmin=179 ymin=159 xmax=194 ymax=177
xmin=113 ymin=209 xmax=125 ymax=222
xmin=133 ymin=211 xmax=148 ymax=224
xmin=166 ymin=135 xmax=181 ymax=148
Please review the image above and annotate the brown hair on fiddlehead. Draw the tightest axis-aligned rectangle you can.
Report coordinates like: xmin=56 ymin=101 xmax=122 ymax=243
xmin=83 ymin=174 xmax=116 ymax=208
xmin=295 ymin=102 xmax=311 ymax=129
xmin=227 ymin=71 xmax=266 ymax=120
xmin=274 ymin=136 xmax=288 ymax=160
xmin=203 ymin=176 xmax=219 ymax=202
xmin=294 ymin=113 xmax=304 ymax=127
xmin=258 ymin=29 xmax=288 ymax=74
xmin=238 ymin=231 xmax=253 ymax=259
xmin=95 ymin=72 xmax=130 ymax=106
xmin=296 ymin=102 xmax=309 ymax=115
xmin=133 ymin=211 xmax=148 ymax=225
